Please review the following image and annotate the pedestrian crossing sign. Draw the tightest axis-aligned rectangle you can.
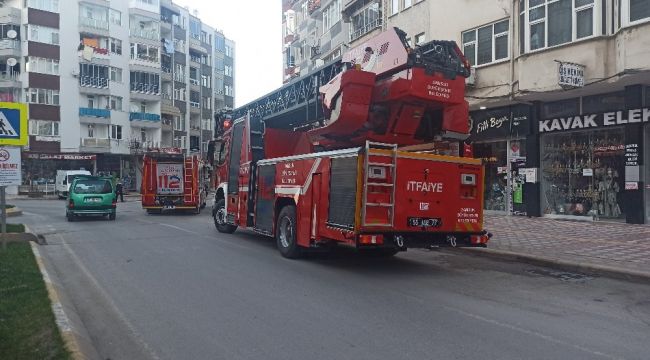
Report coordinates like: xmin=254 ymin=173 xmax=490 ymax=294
xmin=0 ymin=102 xmax=27 ymax=146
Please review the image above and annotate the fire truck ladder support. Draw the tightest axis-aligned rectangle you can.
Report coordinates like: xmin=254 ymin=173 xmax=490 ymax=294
xmin=361 ymin=141 xmax=398 ymax=227
xmin=184 ymin=156 xmax=195 ymax=204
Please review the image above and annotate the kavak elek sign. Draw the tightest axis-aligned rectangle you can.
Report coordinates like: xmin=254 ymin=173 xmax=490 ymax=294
xmin=539 ymin=108 xmax=650 ymax=133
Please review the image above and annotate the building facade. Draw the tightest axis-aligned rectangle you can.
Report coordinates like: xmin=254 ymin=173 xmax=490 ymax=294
xmin=282 ymin=0 xmax=650 ymax=224
xmin=0 ymin=0 xmax=234 ymax=191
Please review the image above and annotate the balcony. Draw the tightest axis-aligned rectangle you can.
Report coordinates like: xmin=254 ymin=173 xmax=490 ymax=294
xmin=79 ymin=76 xmax=110 ymax=94
xmin=0 ymin=39 xmax=20 ymax=56
xmin=130 ymin=112 xmax=161 ymax=122
xmin=130 ymin=27 xmax=160 ymax=41
xmin=0 ymin=72 xmax=20 ymax=87
xmin=350 ymin=18 xmax=382 ymax=42
xmin=79 ymin=17 xmax=109 ymax=32
xmin=79 ymin=107 xmax=110 ymax=118
xmin=81 ymin=138 xmax=111 ymax=151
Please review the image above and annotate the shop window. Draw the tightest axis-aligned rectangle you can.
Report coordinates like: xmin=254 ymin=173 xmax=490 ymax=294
xmin=473 ymin=141 xmax=508 ymax=211
xmin=541 ymin=128 xmax=625 ymax=219
xmin=541 ymin=97 xmax=580 ymax=118
xmin=582 ymin=91 xmax=626 ymax=113
xmin=645 ymin=86 xmax=650 ymax=106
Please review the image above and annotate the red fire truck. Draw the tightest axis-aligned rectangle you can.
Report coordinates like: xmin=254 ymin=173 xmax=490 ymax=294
xmin=141 ymin=154 xmax=209 ymax=214
xmin=212 ymin=28 xmax=490 ymax=258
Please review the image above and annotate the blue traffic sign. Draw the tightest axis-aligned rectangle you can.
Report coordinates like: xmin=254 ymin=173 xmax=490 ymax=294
xmin=0 ymin=102 xmax=27 ymax=146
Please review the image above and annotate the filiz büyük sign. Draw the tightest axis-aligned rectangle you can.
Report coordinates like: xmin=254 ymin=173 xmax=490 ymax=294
xmin=539 ymin=108 xmax=650 ymax=133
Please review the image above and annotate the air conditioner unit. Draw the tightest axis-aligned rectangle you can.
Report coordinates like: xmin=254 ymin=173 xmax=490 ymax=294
xmin=465 ymin=67 xmax=476 ymax=87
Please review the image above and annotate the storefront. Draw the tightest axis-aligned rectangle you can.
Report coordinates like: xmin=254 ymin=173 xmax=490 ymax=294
xmin=22 ymin=153 xmax=97 ymax=185
xmin=468 ymin=104 xmax=532 ymax=215
xmin=537 ymin=89 xmax=648 ymax=222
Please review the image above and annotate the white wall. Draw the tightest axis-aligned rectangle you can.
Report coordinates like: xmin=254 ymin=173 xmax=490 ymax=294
xmin=59 ymin=1 xmax=82 ymax=153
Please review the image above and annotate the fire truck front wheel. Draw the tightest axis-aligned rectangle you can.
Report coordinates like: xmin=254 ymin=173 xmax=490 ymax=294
xmin=213 ymin=199 xmax=237 ymax=234
xmin=276 ymin=205 xmax=302 ymax=259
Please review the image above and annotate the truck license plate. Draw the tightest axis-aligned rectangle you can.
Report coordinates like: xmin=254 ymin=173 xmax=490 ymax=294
xmin=164 ymin=205 xmax=175 ymax=210
xmin=407 ymin=217 xmax=442 ymax=227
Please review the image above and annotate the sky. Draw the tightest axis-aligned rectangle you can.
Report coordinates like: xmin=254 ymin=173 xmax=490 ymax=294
xmin=174 ymin=0 xmax=283 ymax=108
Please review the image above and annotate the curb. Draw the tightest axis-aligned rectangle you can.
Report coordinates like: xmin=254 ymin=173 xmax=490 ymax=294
xmin=455 ymin=247 xmax=650 ymax=285
xmin=29 ymin=236 xmax=101 ymax=360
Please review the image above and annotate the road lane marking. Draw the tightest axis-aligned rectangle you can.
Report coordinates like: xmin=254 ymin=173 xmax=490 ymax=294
xmin=445 ymin=306 xmax=623 ymax=360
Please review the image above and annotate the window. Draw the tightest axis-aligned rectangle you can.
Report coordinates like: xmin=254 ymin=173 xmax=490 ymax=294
xmin=110 ymin=67 xmax=122 ymax=82
xmin=109 ymin=38 xmax=122 ymax=55
xmin=462 ymin=19 xmax=509 ymax=66
xmin=129 ymin=71 xmax=160 ymax=93
xmin=201 ymin=31 xmax=208 ymax=43
xmin=26 ymin=57 xmax=59 ymax=75
xmin=27 ymin=0 xmax=59 ymax=13
xmin=24 ymin=88 xmax=60 ymax=105
xmin=189 ymin=67 xmax=199 ymax=84
xmin=202 ymin=97 xmax=212 ymax=109
xmin=415 ymin=32 xmax=426 ymax=45
xmin=174 ymin=63 xmax=185 ymax=82
xmin=109 ymin=96 xmax=123 ymax=111
xmin=322 ymin=0 xmax=341 ymax=30
xmin=87 ymin=124 xmax=95 ymax=138
xmin=521 ymin=0 xmax=596 ymax=53
xmin=110 ymin=9 xmax=121 ymax=26
xmin=80 ymin=64 xmax=109 ymax=88
xmin=189 ymin=19 xmax=201 ymax=39
xmin=225 ymin=44 xmax=233 ymax=57
xmin=350 ymin=3 xmax=381 ymax=41
xmin=390 ymin=0 xmax=399 ymax=15
xmin=87 ymin=95 xmax=96 ymax=108
xmin=201 ymin=75 xmax=211 ymax=88
xmin=110 ymin=125 xmax=122 ymax=140
xmin=404 ymin=0 xmax=413 ymax=9
xmin=215 ymin=35 xmax=225 ymax=52
xmin=0 ymin=24 xmax=20 ymax=40
xmin=26 ymin=25 xmax=59 ymax=45
xmin=630 ymin=0 xmax=650 ymax=22
xmin=130 ymin=43 xmax=159 ymax=62
xmin=174 ymin=115 xmax=185 ymax=131
xmin=224 ymin=65 xmax=233 ymax=77
xmin=29 ymin=120 xmax=59 ymax=136
xmin=174 ymin=88 xmax=186 ymax=101
xmin=225 ymin=85 xmax=233 ymax=96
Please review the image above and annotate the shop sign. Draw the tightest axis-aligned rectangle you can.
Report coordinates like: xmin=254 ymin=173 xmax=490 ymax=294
xmin=625 ymin=182 xmax=639 ymax=190
xmin=469 ymin=105 xmax=531 ymax=141
xmin=26 ymin=153 xmax=97 ymax=161
xmin=558 ymin=62 xmax=585 ymax=89
xmin=519 ymin=168 xmax=537 ymax=183
xmin=582 ymin=168 xmax=593 ymax=177
xmin=539 ymin=108 xmax=650 ymax=133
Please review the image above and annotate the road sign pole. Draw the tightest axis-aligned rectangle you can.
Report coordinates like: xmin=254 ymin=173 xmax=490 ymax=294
xmin=1 ymin=186 xmax=6 ymax=250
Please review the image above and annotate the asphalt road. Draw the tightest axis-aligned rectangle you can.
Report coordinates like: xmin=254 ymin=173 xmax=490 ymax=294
xmin=15 ymin=199 xmax=650 ymax=360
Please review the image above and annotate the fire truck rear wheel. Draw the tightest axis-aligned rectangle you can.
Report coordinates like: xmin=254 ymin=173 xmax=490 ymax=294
xmin=276 ymin=205 xmax=302 ymax=259
xmin=214 ymin=199 xmax=237 ymax=234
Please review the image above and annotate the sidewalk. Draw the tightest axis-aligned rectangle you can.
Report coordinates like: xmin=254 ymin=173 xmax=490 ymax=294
xmin=471 ymin=214 xmax=650 ymax=282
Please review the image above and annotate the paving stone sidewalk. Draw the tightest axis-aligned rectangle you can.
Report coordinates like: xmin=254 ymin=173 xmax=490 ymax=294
xmin=481 ymin=214 xmax=650 ymax=279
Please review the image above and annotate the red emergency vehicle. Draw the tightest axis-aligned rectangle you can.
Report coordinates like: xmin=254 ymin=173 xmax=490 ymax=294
xmin=141 ymin=154 xmax=208 ymax=214
xmin=212 ymin=28 xmax=490 ymax=258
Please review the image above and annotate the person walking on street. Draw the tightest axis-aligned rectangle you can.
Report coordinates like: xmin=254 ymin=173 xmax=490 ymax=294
xmin=116 ymin=181 xmax=124 ymax=202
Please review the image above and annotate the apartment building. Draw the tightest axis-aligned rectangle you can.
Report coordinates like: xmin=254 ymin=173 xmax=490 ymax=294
xmin=0 ymin=0 xmax=234 ymax=190
xmin=283 ymin=0 xmax=650 ymax=224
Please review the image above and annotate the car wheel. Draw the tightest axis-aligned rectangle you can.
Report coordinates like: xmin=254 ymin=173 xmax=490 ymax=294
xmin=276 ymin=205 xmax=302 ymax=259
xmin=213 ymin=199 xmax=237 ymax=233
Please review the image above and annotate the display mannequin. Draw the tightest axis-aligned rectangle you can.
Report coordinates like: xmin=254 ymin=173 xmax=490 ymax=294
xmin=597 ymin=168 xmax=621 ymax=218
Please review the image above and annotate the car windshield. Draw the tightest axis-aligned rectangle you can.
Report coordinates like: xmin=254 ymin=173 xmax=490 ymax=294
xmin=73 ymin=179 xmax=112 ymax=194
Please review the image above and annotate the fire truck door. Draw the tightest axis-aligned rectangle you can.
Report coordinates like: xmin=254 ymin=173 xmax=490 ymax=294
xmin=309 ymin=173 xmax=322 ymax=241
xmin=227 ymin=121 xmax=245 ymax=224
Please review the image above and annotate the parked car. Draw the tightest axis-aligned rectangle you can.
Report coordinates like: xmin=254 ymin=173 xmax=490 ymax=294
xmin=66 ymin=176 xmax=117 ymax=221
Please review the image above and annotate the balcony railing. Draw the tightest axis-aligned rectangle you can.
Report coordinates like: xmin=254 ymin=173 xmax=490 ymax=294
xmin=189 ymin=101 xmax=200 ymax=108
xmin=130 ymin=53 xmax=160 ymax=63
xmin=130 ymin=82 xmax=160 ymax=94
xmin=80 ymin=17 xmax=109 ymax=31
xmin=0 ymin=39 xmax=19 ymax=50
xmin=349 ymin=18 xmax=382 ymax=42
xmin=79 ymin=107 xmax=110 ymax=118
xmin=130 ymin=27 xmax=160 ymax=41
xmin=130 ymin=112 xmax=161 ymax=122
xmin=82 ymin=138 xmax=110 ymax=148
xmin=79 ymin=76 xmax=109 ymax=89
xmin=0 ymin=72 xmax=20 ymax=81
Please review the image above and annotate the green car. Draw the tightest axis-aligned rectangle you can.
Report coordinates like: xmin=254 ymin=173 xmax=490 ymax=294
xmin=66 ymin=176 xmax=117 ymax=221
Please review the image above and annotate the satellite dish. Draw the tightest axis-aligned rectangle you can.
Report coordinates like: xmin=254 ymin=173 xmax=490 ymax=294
xmin=6 ymin=58 xmax=17 ymax=67
xmin=7 ymin=30 xmax=17 ymax=39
